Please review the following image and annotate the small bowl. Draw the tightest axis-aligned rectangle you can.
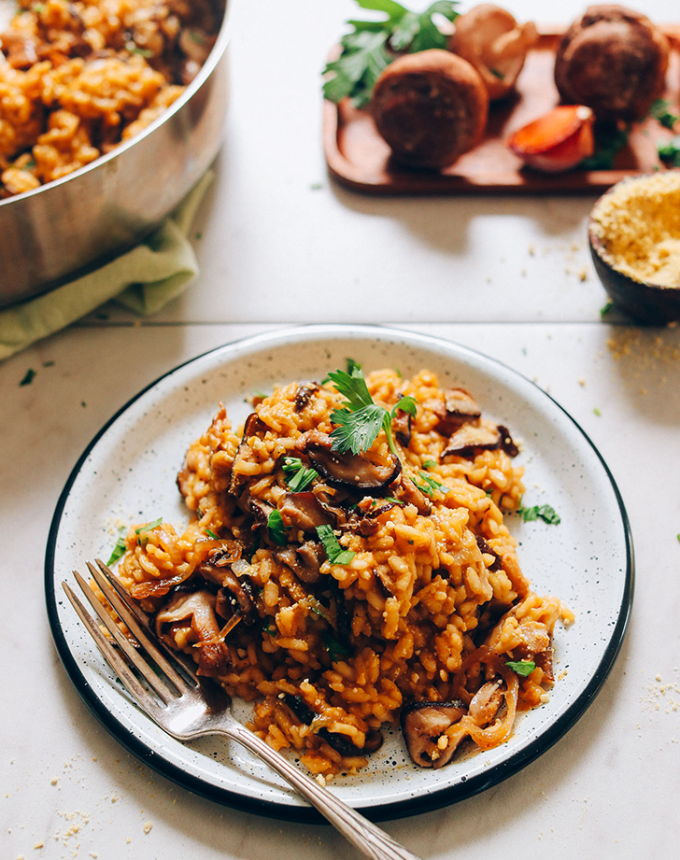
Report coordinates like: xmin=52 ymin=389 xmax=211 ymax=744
xmin=588 ymin=172 xmax=680 ymax=326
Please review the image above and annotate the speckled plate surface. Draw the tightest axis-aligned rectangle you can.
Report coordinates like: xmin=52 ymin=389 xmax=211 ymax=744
xmin=45 ymin=325 xmax=633 ymax=822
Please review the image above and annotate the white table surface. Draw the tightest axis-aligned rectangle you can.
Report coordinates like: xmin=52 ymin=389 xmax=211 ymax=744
xmin=2 ymin=2 xmax=680 ymax=858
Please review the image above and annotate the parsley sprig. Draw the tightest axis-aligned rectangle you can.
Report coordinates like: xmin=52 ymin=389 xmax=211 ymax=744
xmin=267 ymin=509 xmax=288 ymax=546
xmin=327 ymin=366 xmax=417 ymax=459
xmin=657 ymin=135 xmax=680 ymax=167
xmin=323 ymin=630 xmax=351 ymax=662
xmin=650 ymin=98 xmax=679 ymax=131
xmin=413 ymin=470 xmax=450 ymax=498
xmin=506 ymin=659 xmax=536 ymax=677
xmin=107 ymin=529 xmax=127 ymax=566
xmin=282 ymin=457 xmax=319 ymax=492
xmin=323 ymin=0 xmax=459 ymax=108
xmin=517 ymin=504 xmax=561 ymax=525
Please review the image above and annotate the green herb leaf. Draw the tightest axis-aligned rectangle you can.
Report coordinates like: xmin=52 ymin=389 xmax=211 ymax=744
xmin=267 ymin=509 xmax=288 ymax=546
xmin=580 ymin=122 xmax=629 ymax=170
xmin=282 ymin=457 xmax=320 ymax=492
xmin=316 ymin=524 xmax=356 ymax=564
xmin=323 ymin=0 xmax=459 ymax=107
xmin=650 ymin=98 xmax=679 ymax=131
xmin=600 ymin=300 xmax=613 ymax=317
xmin=204 ymin=528 xmax=219 ymax=540
xmin=19 ymin=368 xmax=36 ymax=386
xmin=506 ymin=659 xmax=536 ymax=677
xmin=135 ymin=517 xmax=163 ymax=534
xmin=517 ymin=504 xmax=561 ymax=525
xmin=127 ymin=44 xmax=153 ymax=57
xmin=346 ymin=357 xmax=362 ymax=374
xmin=393 ymin=394 xmax=417 ymax=418
xmin=107 ymin=533 xmax=127 ymax=566
xmin=323 ymin=630 xmax=351 ymax=662
xmin=422 ymin=459 xmax=437 ymax=469
xmin=330 ymin=403 xmax=386 ymax=455
xmin=593 ymin=407 xmax=602 ymax=417
xmin=414 ymin=471 xmax=450 ymax=498
xmin=657 ymin=135 xmax=680 ymax=166
xmin=326 ymin=367 xmax=374 ymax=410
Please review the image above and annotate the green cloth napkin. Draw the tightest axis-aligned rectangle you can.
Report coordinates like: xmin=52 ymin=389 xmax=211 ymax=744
xmin=0 ymin=170 xmax=213 ymax=361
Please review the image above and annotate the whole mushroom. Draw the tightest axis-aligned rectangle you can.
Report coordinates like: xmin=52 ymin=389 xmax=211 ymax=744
xmin=554 ymin=5 xmax=669 ymax=120
xmin=449 ymin=4 xmax=538 ymax=101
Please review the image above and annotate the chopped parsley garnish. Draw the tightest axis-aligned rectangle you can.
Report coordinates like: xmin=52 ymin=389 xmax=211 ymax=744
xmin=323 ymin=630 xmax=351 ymax=662
xmin=204 ymin=528 xmax=219 ymax=540
xmin=323 ymin=0 xmax=459 ymax=108
xmin=282 ymin=457 xmax=319 ymax=492
xmin=135 ymin=517 xmax=163 ymax=534
xmin=677 ymin=534 xmax=680 ymax=543
xmin=600 ymin=300 xmax=613 ymax=317
xmin=506 ymin=659 xmax=536 ymax=677
xmin=650 ymin=99 xmax=679 ymax=131
xmin=127 ymin=44 xmax=153 ymax=57
xmin=517 ymin=504 xmax=561 ymax=525
xmin=316 ymin=524 xmax=355 ymax=565
xmin=593 ymin=407 xmax=602 ymax=417
xmin=490 ymin=67 xmax=504 ymax=79
xmin=262 ymin=621 xmax=276 ymax=636
xmin=189 ymin=29 xmax=207 ymax=44
xmin=327 ymin=366 xmax=417 ymax=458
xmin=267 ymin=509 xmax=288 ymax=546
xmin=657 ymin=135 xmax=680 ymax=166
xmin=414 ymin=470 xmax=450 ymax=498
xmin=107 ymin=531 xmax=127 ymax=566
xmin=19 ymin=368 xmax=36 ymax=386
xmin=580 ymin=123 xmax=628 ymax=170
xmin=346 ymin=357 xmax=362 ymax=374
xmin=422 ymin=459 xmax=437 ymax=469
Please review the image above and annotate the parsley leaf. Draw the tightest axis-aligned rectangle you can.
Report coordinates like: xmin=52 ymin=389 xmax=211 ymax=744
xmin=267 ymin=509 xmax=288 ymax=546
xmin=316 ymin=524 xmax=355 ymax=565
xmin=204 ymin=528 xmax=219 ymax=540
xmin=580 ymin=122 xmax=628 ymax=170
xmin=282 ymin=457 xmax=319 ymax=492
xmin=657 ymin=135 xmax=680 ymax=167
xmin=323 ymin=0 xmax=459 ymax=108
xmin=330 ymin=402 xmax=386 ymax=455
xmin=422 ymin=459 xmax=437 ymax=469
xmin=650 ymin=98 xmax=679 ymax=131
xmin=327 ymin=366 xmax=417 ymax=459
xmin=323 ymin=630 xmax=351 ymax=662
xmin=413 ymin=470 xmax=450 ymax=498
xmin=600 ymin=300 xmax=613 ymax=317
xmin=506 ymin=659 xmax=536 ymax=677
xmin=346 ymin=357 xmax=362 ymax=374
xmin=517 ymin=504 xmax=561 ymax=525
xmin=19 ymin=368 xmax=36 ymax=386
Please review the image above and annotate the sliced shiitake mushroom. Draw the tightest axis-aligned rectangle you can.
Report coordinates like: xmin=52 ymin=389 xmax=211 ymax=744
xmin=297 ymin=430 xmax=401 ymax=490
xmin=441 ymin=419 xmax=518 ymax=460
xmin=276 ymin=541 xmax=325 ymax=584
xmin=279 ymin=491 xmax=337 ymax=532
xmin=400 ymin=701 xmax=467 ymax=768
xmin=434 ymin=388 xmax=482 ymax=436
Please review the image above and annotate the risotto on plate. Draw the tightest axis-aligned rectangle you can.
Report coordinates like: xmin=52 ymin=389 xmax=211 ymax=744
xmin=110 ymin=366 xmax=573 ymax=777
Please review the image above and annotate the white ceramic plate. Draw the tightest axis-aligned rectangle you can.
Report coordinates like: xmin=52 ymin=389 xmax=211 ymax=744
xmin=46 ymin=325 xmax=633 ymax=821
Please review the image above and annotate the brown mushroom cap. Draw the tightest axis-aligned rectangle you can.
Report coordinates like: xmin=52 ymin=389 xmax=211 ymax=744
xmin=554 ymin=5 xmax=669 ymax=120
xmin=371 ymin=49 xmax=488 ymax=169
xmin=449 ymin=4 xmax=538 ymax=101
xmin=297 ymin=430 xmax=401 ymax=490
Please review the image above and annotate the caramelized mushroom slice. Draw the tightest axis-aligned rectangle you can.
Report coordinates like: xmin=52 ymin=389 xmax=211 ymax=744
xmin=276 ymin=541 xmax=325 ymax=584
xmin=318 ymin=728 xmax=384 ymax=757
xmin=468 ymin=680 xmax=504 ymax=724
xmin=441 ymin=419 xmax=502 ymax=459
xmin=400 ymin=701 xmax=467 ymax=768
xmin=294 ymin=382 xmax=319 ymax=412
xmin=229 ymin=413 xmax=269 ymax=494
xmin=219 ymin=565 xmax=257 ymax=625
xmin=279 ymin=492 xmax=337 ymax=532
xmin=390 ymin=475 xmax=433 ymax=516
xmin=297 ymin=430 xmax=401 ymax=490
xmin=434 ymin=388 xmax=482 ymax=436
xmin=155 ymin=591 xmax=230 ymax=677
xmin=391 ymin=407 xmax=412 ymax=447
xmin=497 ymin=424 xmax=519 ymax=457
xmin=475 ymin=535 xmax=502 ymax=571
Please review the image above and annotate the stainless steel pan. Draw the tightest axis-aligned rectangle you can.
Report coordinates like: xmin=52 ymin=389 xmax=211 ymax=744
xmin=0 ymin=0 xmax=231 ymax=307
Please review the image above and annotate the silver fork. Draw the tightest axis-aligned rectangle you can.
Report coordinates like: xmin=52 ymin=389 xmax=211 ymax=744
xmin=63 ymin=560 xmax=422 ymax=860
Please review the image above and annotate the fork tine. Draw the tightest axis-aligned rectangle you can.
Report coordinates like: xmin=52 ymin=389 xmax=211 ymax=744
xmin=89 ymin=560 xmax=194 ymax=690
xmin=62 ymin=581 xmax=160 ymax=716
xmin=73 ymin=570 xmax=175 ymax=704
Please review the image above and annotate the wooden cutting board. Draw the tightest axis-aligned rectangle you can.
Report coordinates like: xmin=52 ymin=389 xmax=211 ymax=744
xmin=323 ymin=28 xmax=680 ymax=195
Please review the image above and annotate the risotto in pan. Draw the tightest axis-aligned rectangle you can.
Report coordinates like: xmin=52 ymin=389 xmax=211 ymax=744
xmin=111 ymin=366 xmax=573 ymax=776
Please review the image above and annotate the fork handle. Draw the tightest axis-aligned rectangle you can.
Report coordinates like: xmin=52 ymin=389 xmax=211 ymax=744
xmin=215 ymin=722 xmax=423 ymax=860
